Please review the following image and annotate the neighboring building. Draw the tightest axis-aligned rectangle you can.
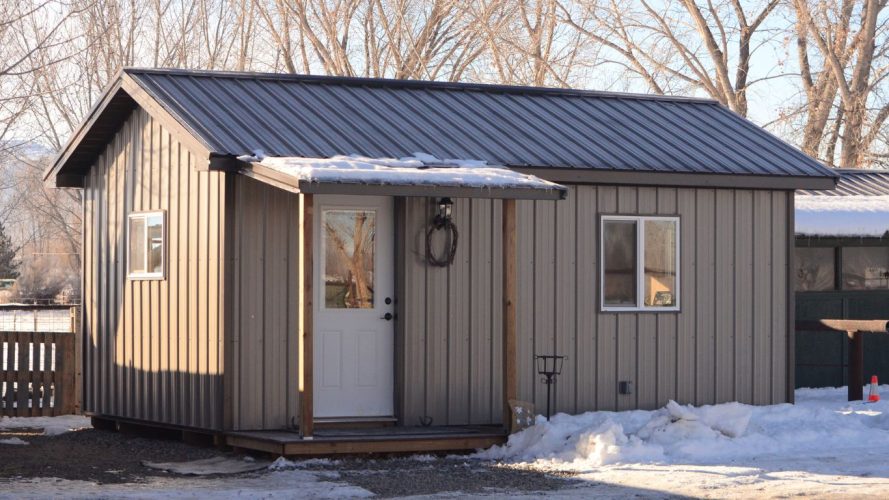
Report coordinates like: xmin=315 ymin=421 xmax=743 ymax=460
xmin=45 ymin=68 xmax=836 ymax=455
xmin=795 ymin=169 xmax=889 ymax=388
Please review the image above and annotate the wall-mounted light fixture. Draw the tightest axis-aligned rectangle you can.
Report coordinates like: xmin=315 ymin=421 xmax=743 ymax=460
xmin=437 ymin=197 xmax=453 ymax=222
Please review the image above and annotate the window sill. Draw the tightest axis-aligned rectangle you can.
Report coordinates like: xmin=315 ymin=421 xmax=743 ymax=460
xmin=128 ymin=273 xmax=165 ymax=281
xmin=600 ymin=307 xmax=680 ymax=313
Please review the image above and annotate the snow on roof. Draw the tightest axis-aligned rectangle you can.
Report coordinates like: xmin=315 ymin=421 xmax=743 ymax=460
xmin=258 ymin=153 xmax=566 ymax=193
xmin=796 ymin=195 xmax=889 ymax=237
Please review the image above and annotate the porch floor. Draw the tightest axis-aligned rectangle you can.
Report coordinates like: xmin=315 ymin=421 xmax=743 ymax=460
xmin=225 ymin=425 xmax=507 ymax=456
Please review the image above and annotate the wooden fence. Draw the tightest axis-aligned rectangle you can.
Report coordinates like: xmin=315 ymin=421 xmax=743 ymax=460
xmin=0 ymin=307 xmax=78 ymax=417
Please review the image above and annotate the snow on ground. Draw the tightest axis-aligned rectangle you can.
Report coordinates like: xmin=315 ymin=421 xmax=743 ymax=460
xmin=258 ymin=154 xmax=565 ymax=192
xmin=475 ymin=386 xmax=889 ymax=497
xmin=0 ymin=414 xmax=91 ymax=437
xmin=0 ymin=469 xmax=373 ymax=500
xmin=6 ymin=388 xmax=889 ymax=497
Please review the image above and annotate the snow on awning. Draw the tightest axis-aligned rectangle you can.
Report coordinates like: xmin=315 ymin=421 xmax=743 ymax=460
xmin=796 ymin=195 xmax=889 ymax=237
xmin=239 ymin=153 xmax=568 ymax=200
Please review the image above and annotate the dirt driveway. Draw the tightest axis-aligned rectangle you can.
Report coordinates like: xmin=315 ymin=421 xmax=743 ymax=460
xmin=0 ymin=427 xmax=581 ymax=498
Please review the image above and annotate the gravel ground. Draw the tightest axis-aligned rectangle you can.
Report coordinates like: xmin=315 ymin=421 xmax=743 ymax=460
xmin=0 ymin=426 xmax=580 ymax=497
xmin=0 ymin=427 xmax=221 ymax=484
xmin=303 ymin=457 xmax=581 ymax=497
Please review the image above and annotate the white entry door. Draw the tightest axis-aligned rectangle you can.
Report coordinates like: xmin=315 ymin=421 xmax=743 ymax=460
xmin=314 ymin=195 xmax=395 ymax=418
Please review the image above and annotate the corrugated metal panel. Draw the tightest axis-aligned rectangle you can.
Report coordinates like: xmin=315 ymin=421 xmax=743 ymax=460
xmin=229 ymin=176 xmax=301 ymax=431
xmin=116 ymin=68 xmax=834 ymax=179
xmin=798 ymin=169 xmax=889 ymax=196
xmin=82 ymin=108 xmax=226 ymax=430
xmin=400 ymin=186 xmax=791 ymax=425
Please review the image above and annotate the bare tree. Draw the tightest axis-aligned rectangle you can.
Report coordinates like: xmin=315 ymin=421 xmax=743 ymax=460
xmin=792 ymin=0 xmax=889 ymax=168
xmin=563 ymin=0 xmax=781 ymax=115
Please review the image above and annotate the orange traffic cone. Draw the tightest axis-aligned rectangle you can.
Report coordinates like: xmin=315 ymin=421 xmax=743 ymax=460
xmin=868 ymin=375 xmax=880 ymax=403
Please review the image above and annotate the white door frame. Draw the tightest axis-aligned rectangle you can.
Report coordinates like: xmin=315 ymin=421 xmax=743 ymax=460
xmin=312 ymin=194 xmax=395 ymax=419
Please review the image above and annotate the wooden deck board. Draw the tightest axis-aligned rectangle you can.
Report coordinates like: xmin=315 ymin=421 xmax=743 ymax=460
xmin=225 ymin=425 xmax=506 ymax=456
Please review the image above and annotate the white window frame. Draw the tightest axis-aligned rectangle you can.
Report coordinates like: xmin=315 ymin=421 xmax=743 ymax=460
xmin=600 ymin=215 xmax=680 ymax=312
xmin=127 ymin=210 xmax=166 ymax=280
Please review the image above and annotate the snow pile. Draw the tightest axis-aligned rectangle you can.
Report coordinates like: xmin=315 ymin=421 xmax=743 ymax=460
xmin=477 ymin=386 xmax=889 ymax=470
xmin=0 ymin=437 xmax=28 ymax=445
xmin=143 ymin=457 xmax=269 ymax=475
xmin=796 ymin=195 xmax=889 ymax=236
xmin=0 ymin=415 xmax=91 ymax=436
xmin=258 ymin=153 xmax=565 ymax=192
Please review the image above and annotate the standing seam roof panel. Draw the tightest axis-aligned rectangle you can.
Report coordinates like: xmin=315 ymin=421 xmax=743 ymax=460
xmin=797 ymin=170 xmax=889 ymax=196
xmin=118 ymin=69 xmax=837 ymax=180
xmin=346 ymin=86 xmax=462 ymax=159
xmin=431 ymin=90 xmax=551 ymax=166
xmin=704 ymin=106 xmax=813 ymax=176
xmin=511 ymin=93 xmax=621 ymax=168
xmin=580 ymin=98 xmax=693 ymax=172
xmin=667 ymin=100 xmax=765 ymax=174
xmin=143 ymin=74 xmax=241 ymax=152
xmin=545 ymin=96 xmax=656 ymax=170
xmin=460 ymin=90 xmax=579 ymax=166
xmin=624 ymin=100 xmax=758 ymax=175
xmin=242 ymin=79 xmax=339 ymax=157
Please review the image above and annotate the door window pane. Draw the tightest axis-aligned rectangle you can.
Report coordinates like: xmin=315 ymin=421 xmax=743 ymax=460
xmin=795 ymin=247 xmax=835 ymax=291
xmin=603 ymin=220 xmax=637 ymax=307
xmin=644 ymin=220 xmax=677 ymax=307
xmin=129 ymin=217 xmax=146 ymax=274
xmin=323 ymin=210 xmax=376 ymax=309
xmin=842 ymin=247 xmax=889 ymax=290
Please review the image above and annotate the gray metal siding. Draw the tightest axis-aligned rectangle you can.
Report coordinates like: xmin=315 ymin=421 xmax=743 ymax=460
xmin=229 ymin=176 xmax=301 ymax=431
xmin=82 ymin=107 xmax=226 ymax=430
xmin=124 ymin=68 xmax=834 ymax=179
xmin=400 ymin=186 xmax=791 ymax=425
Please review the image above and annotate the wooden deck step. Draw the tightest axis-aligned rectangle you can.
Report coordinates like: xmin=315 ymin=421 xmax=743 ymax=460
xmin=225 ymin=425 xmax=507 ymax=456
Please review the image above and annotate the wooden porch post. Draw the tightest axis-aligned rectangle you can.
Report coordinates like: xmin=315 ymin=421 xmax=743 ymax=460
xmin=299 ymin=193 xmax=314 ymax=439
xmin=502 ymin=199 xmax=517 ymax=430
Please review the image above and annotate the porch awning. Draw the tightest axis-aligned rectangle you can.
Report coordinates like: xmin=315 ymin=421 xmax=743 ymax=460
xmin=239 ymin=154 xmax=567 ymax=200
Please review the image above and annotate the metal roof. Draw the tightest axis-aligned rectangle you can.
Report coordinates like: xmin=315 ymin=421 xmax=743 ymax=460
xmin=130 ymin=68 xmax=834 ymax=177
xmin=48 ymin=68 xmax=838 ymax=186
xmin=797 ymin=169 xmax=889 ymax=196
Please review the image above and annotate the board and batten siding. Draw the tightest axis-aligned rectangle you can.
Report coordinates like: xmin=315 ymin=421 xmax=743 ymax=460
xmin=229 ymin=176 xmax=301 ymax=431
xmin=82 ymin=107 xmax=227 ymax=430
xmin=399 ymin=185 xmax=791 ymax=426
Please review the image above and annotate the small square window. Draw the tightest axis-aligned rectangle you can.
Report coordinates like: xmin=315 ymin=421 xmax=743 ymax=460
xmin=601 ymin=216 xmax=679 ymax=311
xmin=128 ymin=211 xmax=165 ymax=280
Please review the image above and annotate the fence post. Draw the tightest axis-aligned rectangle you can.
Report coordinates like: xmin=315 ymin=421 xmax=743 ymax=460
xmin=71 ymin=306 xmax=81 ymax=414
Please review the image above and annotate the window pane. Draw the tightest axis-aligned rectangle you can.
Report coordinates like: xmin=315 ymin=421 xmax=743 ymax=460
xmin=644 ymin=220 xmax=677 ymax=307
xmin=323 ymin=210 xmax=375 ymax=308
xmin=842 ymin=247 xmax=889 ymax=290
xmin=603 ymin=220 xmax=637 ymax=307
xmin=129 ymin=217 xmax=145 ymax=274
xmin=795 ymin=247 xmax=835 ymax=291
xmin=147 ymin=214 xmax=164 ymax=274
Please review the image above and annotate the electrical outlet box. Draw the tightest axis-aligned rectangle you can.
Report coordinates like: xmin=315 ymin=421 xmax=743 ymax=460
xmin=618 ymin=381 xmax=634 ymax=395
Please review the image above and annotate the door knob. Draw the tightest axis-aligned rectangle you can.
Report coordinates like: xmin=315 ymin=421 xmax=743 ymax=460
xmin=382 ymin=312 xmax=394 ymax=321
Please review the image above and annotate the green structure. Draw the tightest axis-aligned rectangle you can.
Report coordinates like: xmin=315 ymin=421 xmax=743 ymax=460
xmin=796 ymin=169 xmax=889 ymax=388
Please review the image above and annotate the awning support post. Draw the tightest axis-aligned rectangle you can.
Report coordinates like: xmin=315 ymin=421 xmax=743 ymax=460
xmin=502 ymin=199 xmax=517 ymax=431
xmin=299 ymin=193 xmax=314 ymax=439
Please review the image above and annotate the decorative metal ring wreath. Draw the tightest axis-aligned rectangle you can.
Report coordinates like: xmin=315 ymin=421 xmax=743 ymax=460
xmin=426 ymin=214 xmax=459 ymax=267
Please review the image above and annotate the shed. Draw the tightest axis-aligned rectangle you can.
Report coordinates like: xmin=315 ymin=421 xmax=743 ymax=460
xmin=46 ymin=68 xmax=837 ymax=455
xmin=795 ymin=169 xmax=889 ymax=389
